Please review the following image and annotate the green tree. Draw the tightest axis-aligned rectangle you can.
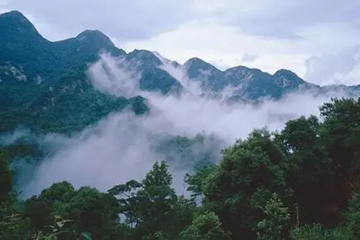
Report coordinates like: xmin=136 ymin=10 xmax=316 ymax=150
xmin=68 ymin=186 xmax=119 ymax=239
xmin=0 ymin=150 xmax=13 ymax=202
xmin=0 ymin=194 xmax=28 ymax=240
xmin=344 ymin=190 xmax=360 ymax=239
xmin=0 ymin=149 xmax=28 ymax=239
xmin=256 ymin=193 xmax=290 ymax=240
xmin=276 ymin=116 xmax=332 ymax=225
xmin=203 ymin=129 xmax=292 ymax=239
xmin=290 ymin=224 xmax=350 ymax=240
xmin=179 ymin=212 xmax=230 ymax=240
xmin=310 ymin=98 xmax=360 ymax=226
xmin=290 ymin=224 xmax=327 ymax=240
xmin=25 ymin=181 xmax=119 ymax=239
xmin=110 ymin=161 xmax=192 ymax=239
xmin=185 ymin=164 xmax=217 ymax=204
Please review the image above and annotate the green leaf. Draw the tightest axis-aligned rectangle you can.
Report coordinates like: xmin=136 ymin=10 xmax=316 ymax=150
xmin=82 ymin=232 xmax=93 ymax=240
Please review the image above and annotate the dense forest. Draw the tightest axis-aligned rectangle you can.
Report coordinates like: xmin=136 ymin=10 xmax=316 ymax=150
xmin=2 ymin=97 xmax=360 ymax=239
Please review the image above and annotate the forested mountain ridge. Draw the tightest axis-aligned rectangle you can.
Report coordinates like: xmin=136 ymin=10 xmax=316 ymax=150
xmin=1 ymin=10 xmax=360 ymax=134
xmin=2 ymin=98 xmax=360 ymax=239
xmin=0 ymin=10 xmax=148 ymax=134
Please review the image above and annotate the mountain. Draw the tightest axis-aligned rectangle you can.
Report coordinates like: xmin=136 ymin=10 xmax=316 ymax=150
xmin=0 ymin=11 xmax=147 ymax=134
xmin=125 ymin=49 xmax=182 ymax=94
xmin=0 ymin=10 xmax=359 ymax=134
xmin=184 ymin=57 xmax=226 ymax=92
xmin=184 ymin=60 xmax=317 ymax=100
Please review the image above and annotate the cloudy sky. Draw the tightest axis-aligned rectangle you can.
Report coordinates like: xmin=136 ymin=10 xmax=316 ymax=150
xmin=1 ymin=0 xmax=360 ymax=85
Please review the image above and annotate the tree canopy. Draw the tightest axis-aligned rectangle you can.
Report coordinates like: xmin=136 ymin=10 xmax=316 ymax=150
xmin=2 ymin=97 xmax=360 ymax=239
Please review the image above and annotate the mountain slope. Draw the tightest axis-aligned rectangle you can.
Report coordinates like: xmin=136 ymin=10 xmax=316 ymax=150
xmin=0 ymin=11 xmax=148 ymax=134
xmin=184 ymin=57 xmax=226 ymax=92
xmin=184 ymin=60 xmax=318 ymax=100
xmin=126 ymin=49 xmax=183 ymax=94
xmin=1 ymin=10 xmax=359 ymax=134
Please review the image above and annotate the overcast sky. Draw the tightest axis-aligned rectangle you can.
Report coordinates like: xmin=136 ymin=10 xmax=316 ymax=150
xmin=1 ymin=0 xmax=360 ymax=85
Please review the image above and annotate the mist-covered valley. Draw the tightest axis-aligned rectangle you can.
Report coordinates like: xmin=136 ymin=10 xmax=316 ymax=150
xmin=3 ymin=7 xmax=360 ymax=239
xmin=2 ymin=52 xmax=351 ymax=198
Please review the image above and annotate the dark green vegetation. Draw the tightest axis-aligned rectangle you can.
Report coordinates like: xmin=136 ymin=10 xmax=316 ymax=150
xmin=155 ymin=133 xmax=224 ymax=170
xmin=1 ymin=98 xmax=360 ymax=239
xmin=0 ymin=10 xmax=152 ymax=134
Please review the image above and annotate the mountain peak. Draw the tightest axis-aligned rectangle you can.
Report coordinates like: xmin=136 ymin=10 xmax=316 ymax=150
xmin=225 ymin=65 xmax=250 ymax=73
xmin=185 ymin=57 xmax=208 ymax=66
xmin=273 ymin=69 xmax=306 ymax=88
xmin=185 ymin=57 xmax=203 ymax=63
xmin=184 ymin=57 xmax=221 ymax=72
xmin=76 ymin=29 xmax=115 ymax=47
xmin=0 ymin=10 xmax=27 ymax=19
xmin=127 ymin=49 xmax=163 ymax=66
xmin=77 ymin=29 xmax=107 ymax=38
xmin=0 ymin=10 xmax=43 ymax=41
xmin=274 ymin=69 xmax=298 ymax=77
xmin=152 ymin=51 xmax=180 ymax=66
xmin=273 ymin=69 xmax=304 ymax=82
xmin=0 ymin=10 xmax=34 ymax=28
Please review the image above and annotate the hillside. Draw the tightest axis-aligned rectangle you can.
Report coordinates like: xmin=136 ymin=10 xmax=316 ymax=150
xmin=2 ymin=98 xmax=360 ymax=239
xmin=1 ymin=10 xmax=360 ymax=134
xmin=0 ymin=11 xmax=148 ymax=133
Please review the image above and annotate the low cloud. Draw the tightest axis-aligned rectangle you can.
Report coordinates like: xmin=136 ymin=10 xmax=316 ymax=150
xmin=87 ymin=53 xmax=141 ymax=98
xmin=215 ymin=0 xmax=360 ymax=40
xmin=304 ymin=45 xmax=360 ymax=86
xmin=157 ymin=57 xmax=203 ymax=95
xmin=23 ymin=112 xmax=157 ymax=196
xmin=240 ymin=53 xmax=258 ymax=63
xmin=19 ymin=54 xmax=352 ymax=197
xmin=0 ymin=128 xmax=31 ymax=145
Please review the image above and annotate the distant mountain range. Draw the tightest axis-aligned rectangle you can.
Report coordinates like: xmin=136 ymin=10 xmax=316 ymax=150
xmin=0 ymin=10 xmax=359 ymax=134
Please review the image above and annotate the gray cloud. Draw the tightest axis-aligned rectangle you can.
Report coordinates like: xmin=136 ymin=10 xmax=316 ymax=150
xmin=2 ymin=0 xmax=192 ymax=41
xmin=86 ymin=53 xmax=141 ymax=97
xmin=240 ymin=53 xmax=258 ymax=62
xmin=0 ymin=128 xmax=31 ymax=145
xmin=304 ymin=45 xmax=360 ymax=86
xmin=208 ymin=60 xmax=231 ymax=71
xmin=4 ymin=0 xmax=360 ymax=42
xmin=218 ymin=0 xmax=360 ymax=39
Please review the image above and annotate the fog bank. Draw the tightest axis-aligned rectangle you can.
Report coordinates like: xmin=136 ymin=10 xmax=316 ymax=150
xmin=16 ymin=53 xmax=352 ymax=197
